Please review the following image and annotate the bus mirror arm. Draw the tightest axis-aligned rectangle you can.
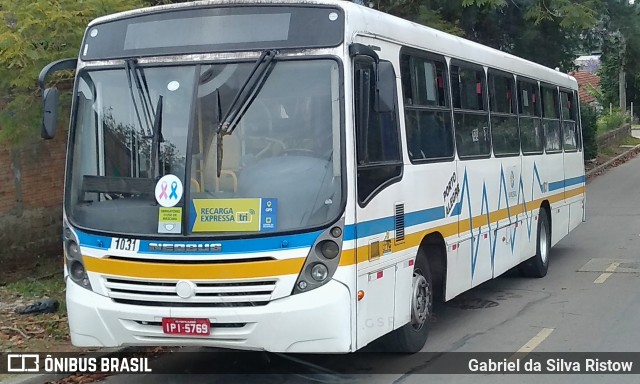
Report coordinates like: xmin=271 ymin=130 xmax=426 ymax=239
xmin=38 ymin=58 xmax=77 ymax=140
xmin=349 ymin=44 xmax=394 ymax=114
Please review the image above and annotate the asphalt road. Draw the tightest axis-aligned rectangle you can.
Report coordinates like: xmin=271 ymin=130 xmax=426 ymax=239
xmin=16 ymin=155 xmax=640 ymax=384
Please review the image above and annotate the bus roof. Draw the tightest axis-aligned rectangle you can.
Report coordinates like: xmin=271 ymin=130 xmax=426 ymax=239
xmin=88 ymin=0 xmax=577 ymax=89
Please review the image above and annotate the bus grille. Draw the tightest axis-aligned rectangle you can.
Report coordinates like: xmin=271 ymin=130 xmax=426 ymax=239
xmin=103 ymin=277 xmax=276 ymax=307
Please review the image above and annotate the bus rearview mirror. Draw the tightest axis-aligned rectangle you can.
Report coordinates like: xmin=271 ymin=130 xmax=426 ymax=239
xmin=374 ymin=61 xmax=395 ymax=114
xmin=42 ymin=87 xmax=59 ymax=140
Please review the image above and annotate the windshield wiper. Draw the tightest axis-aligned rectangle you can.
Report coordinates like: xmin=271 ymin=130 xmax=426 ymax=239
xmin=125 ymin=59 xmax=154 ymax=137
xmin=148 ymin=96 xmax=163 ymax=179
xmin=125 ymin=59 xmax=163 ymax=179
xmin=215 ymin=50 xmax=277 ymax=177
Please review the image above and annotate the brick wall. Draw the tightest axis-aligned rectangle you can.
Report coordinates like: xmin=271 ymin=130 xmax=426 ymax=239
xmin=0 ymin=129 xmax=67 ymax=260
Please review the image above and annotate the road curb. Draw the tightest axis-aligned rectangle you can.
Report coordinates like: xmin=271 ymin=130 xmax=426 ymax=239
xmin=1 ymin=347 xmax=134 ymax=384
xmin=585 ymin=143 xmax=640 ymax=181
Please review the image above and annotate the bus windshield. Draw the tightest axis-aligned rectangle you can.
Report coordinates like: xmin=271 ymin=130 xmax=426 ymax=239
xmin=67 ymin=59 xmax=343 ymax=237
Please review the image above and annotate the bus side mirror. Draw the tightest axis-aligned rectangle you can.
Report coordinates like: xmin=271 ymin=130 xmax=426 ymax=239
xmin=374 ymin=61 xmax=396 ymax=113
xmin=38 ymin=58 xmax=77 ymax=140
xmin=42 ymin=88 xmax=59 ymax=139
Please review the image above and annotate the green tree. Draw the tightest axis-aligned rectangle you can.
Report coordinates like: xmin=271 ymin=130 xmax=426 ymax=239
xmin=375 ymin=0 xmax=601 ymax=70
xmin=0 ymin=0 xmax=144 ymax=144
xmin=595 ymin=0 xmax=640 ymax=112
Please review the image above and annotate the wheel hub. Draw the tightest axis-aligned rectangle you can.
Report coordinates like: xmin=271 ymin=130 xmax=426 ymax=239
xmin=540 ymin=221 xmax=549 ymax=264
xmin=410 ymin=272 xmax=430 ymax=330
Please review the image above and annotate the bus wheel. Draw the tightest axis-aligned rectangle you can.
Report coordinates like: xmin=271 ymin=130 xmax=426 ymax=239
xmin=382 ymin=250 xmax=432 ymax=353
xmin=520 ymin=208 xmax=550 ymax=278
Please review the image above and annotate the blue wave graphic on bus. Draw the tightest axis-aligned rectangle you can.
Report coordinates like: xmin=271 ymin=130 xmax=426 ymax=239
xmin=456 ymin=163 xmax=547 ymax=281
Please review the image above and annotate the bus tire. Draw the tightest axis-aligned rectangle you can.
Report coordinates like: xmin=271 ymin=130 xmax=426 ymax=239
xmin=382 ymin=249 xmax=432 ymax=353
xmin=520 ymin=208 xmax=550 ymax=278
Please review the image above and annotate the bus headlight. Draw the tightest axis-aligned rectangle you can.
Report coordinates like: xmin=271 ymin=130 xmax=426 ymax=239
xmin=64 ymin=222 xmax=92 ymax=291
xmin=311 ymin=263 xmax=329 ymax=282
xmin=292 ymin=218 xmax=345 ymax=295
xmin=67 ymin=240 xmax=81 ymax=259
xmin=319 ymin=240 xmax=340 ymax=259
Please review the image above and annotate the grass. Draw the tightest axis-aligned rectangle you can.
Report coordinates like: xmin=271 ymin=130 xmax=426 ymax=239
xmin=596 ymin=110 xmax=629 ymax=135
xmin=5 ymin=276 xmax=66 ymax=313
xmin=621 ymin=136 xmax=640 ymax=146
xmin=599 ymin=136 xmax=640 ymax=156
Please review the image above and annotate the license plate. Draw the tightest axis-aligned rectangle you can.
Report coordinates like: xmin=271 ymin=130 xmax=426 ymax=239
xmin=162 ymin=318 xmax=210 ymax=336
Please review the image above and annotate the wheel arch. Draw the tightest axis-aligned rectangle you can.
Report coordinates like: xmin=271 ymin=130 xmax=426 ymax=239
xmin=417 ymin=231 xmax=447 ymax=303
xmin=540 ymin=199 xmax=552 ymax=238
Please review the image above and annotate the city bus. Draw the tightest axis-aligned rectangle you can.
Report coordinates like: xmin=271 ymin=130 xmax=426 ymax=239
xmin=39 ymin=0 xmax=585 ymax=353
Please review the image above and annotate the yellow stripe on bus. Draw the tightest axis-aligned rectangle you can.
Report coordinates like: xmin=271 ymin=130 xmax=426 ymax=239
xmin=84 ymin=188 xmax=586 ymax=276
xmin=340 ymin=187 xmax=585 ymax=267
xmin=83 ymin=256 xmax=305 ymax=280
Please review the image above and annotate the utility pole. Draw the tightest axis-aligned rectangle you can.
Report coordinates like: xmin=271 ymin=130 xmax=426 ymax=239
xmin=619 ymin=33 xmax=627 ymax=112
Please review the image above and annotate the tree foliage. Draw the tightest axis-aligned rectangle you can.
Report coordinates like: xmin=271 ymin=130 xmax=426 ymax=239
xmin=580 ymin=102 xmax=598 ymax=160
xmin=375 ymin=0 xmax=602 ymax=71
xmin=595 ymin=0 xmax=640 ymax=111
xmin=0 ymin=0 xmax=144 ymax=144
xmin=1 ymin=0 xmax=640 ymax=143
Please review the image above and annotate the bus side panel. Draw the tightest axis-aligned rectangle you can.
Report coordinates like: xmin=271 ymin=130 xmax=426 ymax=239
xmin=565 ymin=151 xmax=585 ymax=233
xmin=356 ymin=266 xmax=396 ymax=348
xmin=456 ymin=158 xmax=494 ymax=289
xmin=520 ymin=154 xmax=543 ymax=262
xmin=545 ymin=152 xmax=569 ymax=246
xmin=444 ymin=241 xmax=468 ymax=301
xmin=492 ymin=157 xmax=523 ymax=278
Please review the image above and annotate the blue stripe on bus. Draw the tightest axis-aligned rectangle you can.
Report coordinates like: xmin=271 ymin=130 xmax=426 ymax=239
xmin=548 ymin=180 xmax=565 ymax=191
xmin=348 ymin=206 xmax=446 ymax=240
xmin=74 ymin=175 xmax=584 ymax=254
xmin=75 ymin=228 xmax=322 ymax=254
xmin=565 ymin=175 xmax=586 ymax=188
xmin=549 ymin=175 xmax=586 ymax=191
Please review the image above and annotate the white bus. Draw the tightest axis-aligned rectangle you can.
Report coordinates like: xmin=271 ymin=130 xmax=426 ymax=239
xmin=39 ymin=0 xmax=585 ymax=353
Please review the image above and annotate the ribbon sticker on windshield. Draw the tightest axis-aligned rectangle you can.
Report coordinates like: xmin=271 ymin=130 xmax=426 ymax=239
xmin=155 ymin=174 xmax=183 ymax=208
xmin=190 ymin=198 xmax=277 ymax=233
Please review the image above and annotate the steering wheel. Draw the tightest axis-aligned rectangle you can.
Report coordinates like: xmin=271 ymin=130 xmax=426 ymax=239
xmin=255 ymin=137 xmax=287 ymax=158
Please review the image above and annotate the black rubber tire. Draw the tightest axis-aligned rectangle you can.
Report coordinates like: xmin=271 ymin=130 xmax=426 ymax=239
xmin=519 ymin=208 xmax=550 ymax=278
xmin=381 ymin=249 xmax=432 ymax=353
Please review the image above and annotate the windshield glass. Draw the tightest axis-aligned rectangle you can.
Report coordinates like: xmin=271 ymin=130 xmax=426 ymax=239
xmin=67 ymin=59 xmax=343 ymax=237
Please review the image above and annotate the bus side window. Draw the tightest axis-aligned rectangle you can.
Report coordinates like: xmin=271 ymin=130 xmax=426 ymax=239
xmin=560 ymin=90 xmax=577 ymax=151
xmin=542 ymin=85 xmax=562 ymax=152
xmin=400 ymin=51 xmax=453 ymax=162
xmin=354 ymin=59 xmax=402 ymax=205
xmin=518 ymin=79 xmax=543 ymax=154
xmin=451 ymin=63 xmax=490 ymax=158
xmin=489 ymin=71 xmax=519 ymax=156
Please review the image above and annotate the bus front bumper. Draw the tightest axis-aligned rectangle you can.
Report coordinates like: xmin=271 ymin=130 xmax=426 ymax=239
xmin=66 ymin=278 xmax=352 ymax=353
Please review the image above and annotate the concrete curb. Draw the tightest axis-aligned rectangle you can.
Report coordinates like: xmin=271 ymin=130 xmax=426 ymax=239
xmin=585 ymin=143 xmax=640 ymax=181
xmin=1 ymin=347 xmax=133 ymax=384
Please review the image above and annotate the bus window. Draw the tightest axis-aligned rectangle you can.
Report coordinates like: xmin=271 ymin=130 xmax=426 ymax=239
xmin=354 ymin=59 xmax=402 ymax=204
xmin=518 ymin=79 xmax=543 ymax=154
xmin=451 ymin=63 xmax=490 ymax=158
xmin=489 ymin=71 xmax=519 ymax=156
xmin=542 ymin=85 xmax=562 ymax=152
xmin=400 ymin=52 xmax=453 ymax=161
xmin=561 ymin=90 xmax=577 ymax=151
